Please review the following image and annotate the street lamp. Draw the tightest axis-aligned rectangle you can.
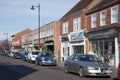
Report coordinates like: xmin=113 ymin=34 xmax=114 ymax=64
xmin=31 ymin=4 xmax=40 ymax=50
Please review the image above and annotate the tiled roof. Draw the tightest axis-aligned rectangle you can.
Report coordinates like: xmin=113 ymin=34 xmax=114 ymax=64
xmin=60 ymin=0 xmax=93 ymax=21
xmin=86 ymin=0 xmax=120 ymax=15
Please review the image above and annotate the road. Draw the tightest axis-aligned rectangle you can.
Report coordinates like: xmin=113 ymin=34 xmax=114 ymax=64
xmin=0 ymin=55 xmax=115 ymax=80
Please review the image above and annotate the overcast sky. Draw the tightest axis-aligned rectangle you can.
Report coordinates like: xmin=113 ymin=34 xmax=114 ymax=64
xmin=0 ymin=0 xmax=79 ymax=40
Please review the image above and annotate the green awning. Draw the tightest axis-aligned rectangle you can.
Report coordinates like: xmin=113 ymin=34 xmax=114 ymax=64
xmin=34 ymin=44 xmax=38 ymax=47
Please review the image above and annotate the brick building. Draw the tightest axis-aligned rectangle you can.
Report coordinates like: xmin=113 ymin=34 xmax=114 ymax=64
xmin=85 ymin=0 xmax=120 ymax=67
xmin=59 ymin=0 xmax=93 ymax=61
xmin=11 ymin=29 xmax=32 ymax=51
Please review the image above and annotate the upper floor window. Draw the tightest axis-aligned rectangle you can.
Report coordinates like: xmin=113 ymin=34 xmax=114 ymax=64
xmin=111 ymin=5 xmax=118 ymax=23
xmin=62 ymin=22 xmax=69 ymax=34
xmin=100 ymin=10 xmax=106 ymax=26
xmin=91 ymin=13 xmax=96 ymax=28
xmin=73 ymin=17 xmax=81 ymax=32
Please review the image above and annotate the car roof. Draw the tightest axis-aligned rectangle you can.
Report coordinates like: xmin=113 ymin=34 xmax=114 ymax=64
xmin=74 ymin=54 xmax=94 ymax=56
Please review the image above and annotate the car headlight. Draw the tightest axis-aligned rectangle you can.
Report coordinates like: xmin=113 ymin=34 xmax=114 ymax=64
xmin=88 ymin=67 xmax=99 ymax=70
xmin=42 ymin=57 xmax=45 ymax=60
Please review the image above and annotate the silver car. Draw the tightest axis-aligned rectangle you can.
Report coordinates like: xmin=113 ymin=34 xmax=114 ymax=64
xmin=64 ymin=54 xmax=112 ymax=77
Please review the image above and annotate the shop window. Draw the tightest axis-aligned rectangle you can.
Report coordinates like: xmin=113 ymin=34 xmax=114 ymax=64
xmin=104 ymin=40 xmax=115 ymax=66
xmin=90 ymin=39 xmax=115 ymax=66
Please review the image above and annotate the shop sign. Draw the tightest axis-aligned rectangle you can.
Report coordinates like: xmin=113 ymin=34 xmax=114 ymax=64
xmin=21 ymin=45 xmax=25 ymax=48
xmin=86 ymin=28 xmax=118 ymax=40
xmin=69 ymin=31 xmax=84 ymax=41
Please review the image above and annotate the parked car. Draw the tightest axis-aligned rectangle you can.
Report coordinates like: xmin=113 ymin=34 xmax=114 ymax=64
xmin=64 ymin=54 xmax=112 ymax=77
xmin=21 ymin=51 xmax=29 ymax=61
xmin=27 ymin=50 xmax=40 ymax=63
xmin=35 ymin=51 xmax=57 ymax=66
xmin=13 ymin=52 xmax=22 ymax=59
xmin=0 ymin=50 xmax=5 ymax=55
xmin=5 ymin=51 xmax=10 ymax=57
xmin=118 ymin=63 xmax=120 ymax=79
xmin=9 ymin=51 xmax=15 ymax=58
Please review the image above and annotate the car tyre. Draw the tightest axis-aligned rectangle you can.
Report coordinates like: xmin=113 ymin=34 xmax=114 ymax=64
xmin=79 ymin=67 xmax=84 ymax=77
xmin=39 ymin=61 xmax=43 ymax=66
xmin=35 ymin=60 xmax=38 ymax=65
xmin=64 ymin=65 xmax=69 ymax=73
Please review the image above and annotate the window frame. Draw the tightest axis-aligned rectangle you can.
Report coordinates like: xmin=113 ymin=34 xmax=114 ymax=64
xmin=73 ymin=17 xmax=81 ymax=32
xmin=100 ymin=10 xmax=106 ymax=26
xmin=91 ymin=13 xmax=97 ymax=28
xmin=62 ymin=22 xmax=69 ymax=34
xmin=111 ymin=5 xmax=118 ymax=23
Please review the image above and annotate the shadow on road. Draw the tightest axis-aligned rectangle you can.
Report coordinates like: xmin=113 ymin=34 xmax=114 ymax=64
xmin=0 ymin=64 xmax=37 ymax=80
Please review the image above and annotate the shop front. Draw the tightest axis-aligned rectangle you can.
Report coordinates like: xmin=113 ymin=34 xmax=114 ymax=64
xmin=69 ymin=30 xmax=86 ymax=55
xmin=85 ymin=28 xmax=119 ymax=67
xmin=60 ymin=36 xmax=70 ymax=61
xmin=44 ymin=40 xmax=54 ymax=55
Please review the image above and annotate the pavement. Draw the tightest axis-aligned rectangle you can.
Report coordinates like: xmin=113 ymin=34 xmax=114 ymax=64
xmin=57 ymin=60 xmax=64 ymax=68
xmin=56 ymin=60 xmax=118 ymax=79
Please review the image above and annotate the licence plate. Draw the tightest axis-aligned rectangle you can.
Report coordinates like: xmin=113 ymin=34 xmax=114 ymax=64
xmin=47 ymin=61 xmax=52 ymax=63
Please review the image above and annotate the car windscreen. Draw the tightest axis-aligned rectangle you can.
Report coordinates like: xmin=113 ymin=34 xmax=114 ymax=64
xmin=32 ymin=51 xmax=40 ymax=55
xmin=79 ymin=55 xmax=100 ymax=62
xmin=14 ymin=52 xmax=21 ymax=55
xmin=41 ymin=52 xmax=53 ymax=57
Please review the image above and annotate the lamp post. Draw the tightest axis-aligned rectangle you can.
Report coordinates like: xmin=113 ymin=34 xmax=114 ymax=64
xmin=31 ymin=4 xmax=40 ymax=50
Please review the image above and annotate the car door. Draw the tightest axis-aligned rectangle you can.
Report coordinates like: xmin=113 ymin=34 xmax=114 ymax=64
xmin=66 ymin=55 xmax=75 ymax=72
xmin=72 ymin=55 xmax=80 ymax=73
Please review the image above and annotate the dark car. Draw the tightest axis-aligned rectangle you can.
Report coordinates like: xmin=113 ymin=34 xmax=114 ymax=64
xmin=64 ymin=54 xmax=112 ymax=77
xmin=13 ymin=52 xmax=21 ymax=59
xmin=21 ymin=51 xmax=29 ymax=61
xmin=35 ymin=51 xmax=57 ymax=66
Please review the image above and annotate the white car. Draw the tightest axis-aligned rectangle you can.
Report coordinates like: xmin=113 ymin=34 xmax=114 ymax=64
xmin=9 ymin=51 xmax=14 ymax=58
xmin=27 ymin=50 xmax=40 ymax=63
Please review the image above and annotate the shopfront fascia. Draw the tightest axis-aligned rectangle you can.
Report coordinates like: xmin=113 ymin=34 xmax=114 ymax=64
xmin=22 ymin=44 xmax=33 ymax=51
xmin=69 ymin=30 xmax=86 ymax=55
xmin=85 ymin=28 xmax=119 ymax=67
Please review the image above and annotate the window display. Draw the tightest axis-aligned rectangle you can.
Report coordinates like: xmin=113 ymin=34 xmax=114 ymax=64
xmin=90 ymin=39 xmax=115 ymax=66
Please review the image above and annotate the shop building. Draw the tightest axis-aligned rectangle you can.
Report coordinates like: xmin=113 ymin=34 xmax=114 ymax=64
xmin=40 ymin=21 xmax=61 ymax=60
xmin=11 ymin=29 xmax=32 ymax=51
xmin=21 ymin=31 xmax=33 ymax=51
xmin=85 ymin=0 xmax=120 ymax=67
xmin=59 ymin=0 xmax=93 ymax=61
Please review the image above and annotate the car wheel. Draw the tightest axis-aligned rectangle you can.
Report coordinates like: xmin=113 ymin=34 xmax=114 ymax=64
xmin=35 ymin=60 xmax=38 ymax=65
xmin=30 ymin=59 xmax=33 ymax=63
xmin=79 ymin=67 xmax=84 ymax=77
xmin=39 ymin=61 xmax=42 ymax=66
xmin=64 ymin=65 xmax=69 ymax=73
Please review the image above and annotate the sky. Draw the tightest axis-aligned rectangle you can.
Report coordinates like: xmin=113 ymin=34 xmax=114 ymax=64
xmin=0 ymin=0 xmax=79 ymax=41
